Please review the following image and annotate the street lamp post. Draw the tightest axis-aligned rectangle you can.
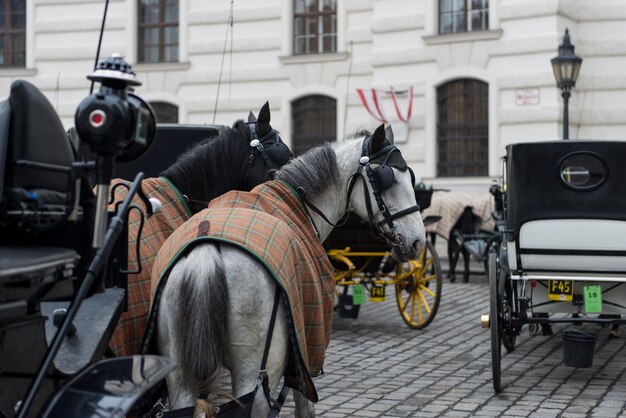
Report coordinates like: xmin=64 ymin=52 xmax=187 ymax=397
xmin=551 ymin=28 xmax=583 ymax=140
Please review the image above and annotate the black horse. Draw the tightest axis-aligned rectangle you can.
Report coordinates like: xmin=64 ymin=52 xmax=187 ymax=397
xmin=159 ymin=102 xmax=292 ymax=213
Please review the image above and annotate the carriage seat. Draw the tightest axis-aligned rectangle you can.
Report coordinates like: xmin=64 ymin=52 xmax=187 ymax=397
xmin=505 ymin=140 xmax=626 ymax=275
xmin=0 ymin=80 xmax=81 ymax=304
xmin=0 ymin=247 xmax=79 ymax=307
xmin=0 ymin=79 xmax=75 ymax=230
xmin=513 ymin=219 xmax=626 ymax=272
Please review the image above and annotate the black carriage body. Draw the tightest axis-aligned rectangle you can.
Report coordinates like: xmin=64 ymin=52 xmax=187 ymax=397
xmin=113 ymin=124 xmax=225 ymax=180
xmin=501 ymin=140 xmax=626 ymax=323
xmin=506 ymin=140 xmax=626 ymax=243
xmin=489 ymin=140 xmax=626 ymax=393
xmin=0 ymin=79 xmax=197 ymax=418
xmin=505 ymin=139 xmax=626 ymax=276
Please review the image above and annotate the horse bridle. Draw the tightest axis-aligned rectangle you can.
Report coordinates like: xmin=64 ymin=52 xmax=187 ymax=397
xmin=244 ymin=121 xmax=293 ymax=183
xmin=299 ymin=135 xmax=420 ymax=255
xmin=346 ymin=136 xmax=420 ymax=252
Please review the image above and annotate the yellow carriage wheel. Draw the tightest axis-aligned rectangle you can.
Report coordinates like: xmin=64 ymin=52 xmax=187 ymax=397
xmin=395 ymin=240 xmax=442 ymax=329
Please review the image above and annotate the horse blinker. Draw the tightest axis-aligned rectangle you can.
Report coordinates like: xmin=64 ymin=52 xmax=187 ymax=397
xmin=369 ymin=164 xmax=395 ymax=191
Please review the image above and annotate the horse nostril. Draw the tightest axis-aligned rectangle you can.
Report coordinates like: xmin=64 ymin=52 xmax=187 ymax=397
xmin=412 ymin=239 xmax=423 ymax=252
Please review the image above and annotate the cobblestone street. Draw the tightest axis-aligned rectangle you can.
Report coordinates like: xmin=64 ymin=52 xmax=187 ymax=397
xmin=279 ymin=270 xmax=626 ymax=417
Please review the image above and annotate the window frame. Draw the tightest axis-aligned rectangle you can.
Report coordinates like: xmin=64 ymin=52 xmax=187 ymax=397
xmin=137 ymin=0 xmax=179 ymax=64
xmin=291 ymin=94 xmax=337 ymax=156
xmin=0 ymin=0 xmax=27 ymax=68
xmin=293 ymin=0 xmax=337 ymax=56
xmin=436 ymin=79 xmax=489 ymax=177
xmin=438 ymin=0 xmax=489 ymax=35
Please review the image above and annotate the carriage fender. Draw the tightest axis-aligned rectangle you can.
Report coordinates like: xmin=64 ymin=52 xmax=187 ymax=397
xmin=41 ymin=355 xmax=175 ymax=418
xmin=505 ymin=240 xmax=516 ymax=272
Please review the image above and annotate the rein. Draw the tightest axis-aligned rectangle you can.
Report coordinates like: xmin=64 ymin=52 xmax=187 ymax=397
xmin=298 ymin=135 xmax=420 ymax=255
xmin=181 ymin=194 xmax=210 ymax=208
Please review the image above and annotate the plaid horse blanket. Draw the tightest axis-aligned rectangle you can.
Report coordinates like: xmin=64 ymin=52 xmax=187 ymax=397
xmin=143 ymin=180 xmax=335 ymax=402
xmin=108 ymin=177 xmax=192 ymax=356
xmin=422 ymin=191 xmax=495 ymax=239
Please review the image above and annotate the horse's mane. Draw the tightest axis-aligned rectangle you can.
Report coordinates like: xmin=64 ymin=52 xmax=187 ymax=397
xmin=161 ymin=120 xmax=251 ymax=213
xmin=274 ymin=130 xmax=375 ymax=196
xmin=351 ymin=129 xmax=371 ymax=139
xmin=274 ymin=142 xmax=340 ymax=196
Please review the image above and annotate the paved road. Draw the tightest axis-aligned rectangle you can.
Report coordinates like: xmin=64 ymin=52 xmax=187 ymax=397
xmin=279 ymin=270 xmax=626 ymax=417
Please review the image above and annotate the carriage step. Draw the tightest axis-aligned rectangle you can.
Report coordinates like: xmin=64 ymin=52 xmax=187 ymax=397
xmin=41 ymin=287 xmax=125 ymax=375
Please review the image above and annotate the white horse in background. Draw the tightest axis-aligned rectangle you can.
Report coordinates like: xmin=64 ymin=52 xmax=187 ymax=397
xmin=155 ymin=124 xmax=426 ymax=417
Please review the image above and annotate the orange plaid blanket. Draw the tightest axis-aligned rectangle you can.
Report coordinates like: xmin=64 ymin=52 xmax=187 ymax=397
xmin=108 ymin=177 xmax=192 ymax=356
xmin=145 ymin=180 xmax=335 ymax=402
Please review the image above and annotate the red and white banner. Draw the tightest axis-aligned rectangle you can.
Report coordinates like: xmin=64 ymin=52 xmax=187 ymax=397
xmin=357 ymin=88 xmax=388 ymax=123
xmin=357 ymin=86 xmax=414 ymax=124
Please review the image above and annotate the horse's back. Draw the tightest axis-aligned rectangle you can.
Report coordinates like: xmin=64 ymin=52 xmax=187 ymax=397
xmin=158 ymin=242 xmax=289 ymax=415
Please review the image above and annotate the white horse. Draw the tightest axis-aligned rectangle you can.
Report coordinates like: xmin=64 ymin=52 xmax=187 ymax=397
xmin=155 ymin=124 xmax=426 ymax=417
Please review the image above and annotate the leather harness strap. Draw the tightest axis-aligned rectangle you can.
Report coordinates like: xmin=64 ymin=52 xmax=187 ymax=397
xmin=159 ymin=286 xmax=288 ymax=418
xmin=259 ymin=285 xmax=289 ymax=415
xmin=298 ymin=135 xmax=420 ymax=253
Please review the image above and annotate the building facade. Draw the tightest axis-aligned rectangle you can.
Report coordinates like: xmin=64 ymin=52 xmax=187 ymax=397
xmin=1 ymin=0 xmax=626 ymax=191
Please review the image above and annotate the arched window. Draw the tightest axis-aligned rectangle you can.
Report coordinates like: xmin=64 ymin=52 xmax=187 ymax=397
xmin=436 ymin=79 xmax=488 ymax=177
xmin=150 ymin=101 xmax=178 ymax=124
xmin=291 ymin=95 xmax=336 ymax=155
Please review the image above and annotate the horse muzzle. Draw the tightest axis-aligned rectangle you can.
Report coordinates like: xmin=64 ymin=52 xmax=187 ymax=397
xmin=387 ymin=232 xmax=423 ymax=262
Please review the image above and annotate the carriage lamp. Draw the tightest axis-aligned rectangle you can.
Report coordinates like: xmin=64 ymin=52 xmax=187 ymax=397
xmin=551 ymin=28 xmax=583 ymax=140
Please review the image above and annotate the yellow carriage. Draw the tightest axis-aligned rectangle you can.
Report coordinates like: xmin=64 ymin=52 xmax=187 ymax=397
xmin=324 ymin=186 xmax=443 ymax=329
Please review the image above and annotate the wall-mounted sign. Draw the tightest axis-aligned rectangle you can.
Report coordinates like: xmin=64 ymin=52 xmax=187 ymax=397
xmin=515 ymin=88 xmax=540 ymax=106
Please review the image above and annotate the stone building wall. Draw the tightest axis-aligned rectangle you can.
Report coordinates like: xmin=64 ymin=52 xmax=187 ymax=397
xmin=1 ymin=0 xmax=625 ymax=190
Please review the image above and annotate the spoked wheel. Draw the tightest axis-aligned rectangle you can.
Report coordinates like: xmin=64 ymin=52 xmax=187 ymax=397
xmin=483 ymin=235 xmax=500 ymax=274
xmin=500 ymin=277 xmax=517 ymax=353
xmin=395 ymin=240 xmax=442 ymax=330
xmin=488 ymin=250 xmax=502 ymax=393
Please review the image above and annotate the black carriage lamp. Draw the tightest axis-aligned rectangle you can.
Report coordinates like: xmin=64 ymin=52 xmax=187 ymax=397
xmin=551 ymin=28 xmax=583 ymax=140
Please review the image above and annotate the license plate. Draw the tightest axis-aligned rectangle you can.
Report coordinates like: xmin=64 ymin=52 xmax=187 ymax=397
xmin=370 ymin=285 xmax=386 ymax=302
xmin=548 ymin=280 xmax=573 ymax=302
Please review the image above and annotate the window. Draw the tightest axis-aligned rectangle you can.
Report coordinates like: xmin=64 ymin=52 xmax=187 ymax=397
xmin=291 ymin=95 xmax=336 ymax=155
xmin=439 ymin=0 xmax=488 ymax=34
xmin=0 ymin=0 xmax=26 ymax=68
xmin=559 ymin=153 xmax=607 ymax=191
xmin=138 ymin=0 xmax=179 ymax=63
xmin=150 ymin=101 xmax=178 ymax=123
xmin=293 ymin=0 xmax=336 ymax=55
xmin=436 ymin=79 xmax=488 ymax=177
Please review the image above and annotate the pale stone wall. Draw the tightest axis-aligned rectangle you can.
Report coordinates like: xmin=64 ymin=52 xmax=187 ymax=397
xmin=1 ymin=0 xmax=626 ymax=191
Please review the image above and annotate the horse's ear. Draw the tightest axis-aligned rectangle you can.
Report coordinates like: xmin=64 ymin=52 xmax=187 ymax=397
xmin=385 ymin=125 xmax=395 ymax=144
xmin=247 ymin=111 xmax=257 ymax=123
xmin=257 ymin=101 xmax=271 ymax=136
xmin=370 ymin=124 xmax=386 ymax=153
